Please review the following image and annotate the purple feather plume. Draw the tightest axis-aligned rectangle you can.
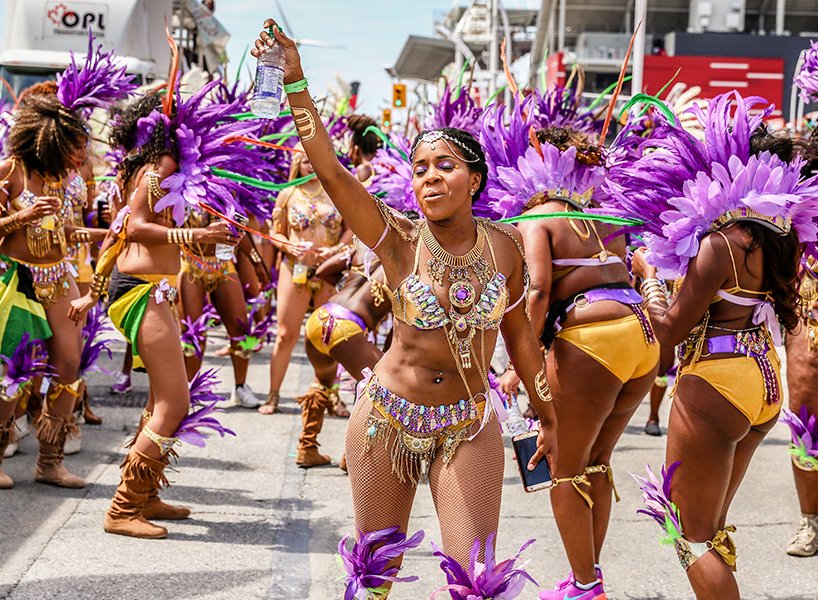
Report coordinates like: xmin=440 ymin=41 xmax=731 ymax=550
xmin=367 ymin=132 xmax=419 ymax=213
xmin=527 ymin=86 xmax=602 ymax=134
xmin=337 ymin=526 xmax=425 ymax=600
xmin=188 ymin=368 xmax=224 ymax=407
xmin=80 ymin=304 xmax=114 ymax=378
xmin=174 ymin=400 xmax=236 ymax=447
xmin=180 ymin=303 xmax=218 ymax=359
xmin=781 ymin=407 xmax=818 ymax=470
xmin=426 ymin=83 xmax=484 ymax=138
xmin=0 ymin=99 xmax=14 ymax=157
xmin=430 ymin=532 xmax=537 ymax=600
xmin=56 ymin=31 xmax=137 ymax=115
xmin=231 ymin=303 xmax=276 ymax=355
xmin=795 ymin=41 xmax=818 ymax=104
xmin=0 ymin=334 xmax=53 ymax=400
xmin=631 ymin=462 xmax=684 ymax=545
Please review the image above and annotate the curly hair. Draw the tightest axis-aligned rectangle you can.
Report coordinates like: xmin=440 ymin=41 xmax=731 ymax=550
xmin=535 ymin=126 xmax=603 ymax=167
xmin=744 ymin=126 xmax=805 ymax=332
xmin=347 ymin=114 xmax=381 ymax=156
xmin=17 ymin=81 xmax=59 ymax=106
xmin=410 ymin=127 xmax=488 ymax=203
xmin=109 ymin=92 xmax=176 ymax=189
xmin=7 ymin=95 xmax=88 ymax=178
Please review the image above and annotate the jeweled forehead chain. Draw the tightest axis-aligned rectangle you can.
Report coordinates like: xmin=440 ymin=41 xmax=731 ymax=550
xmin=411 ymin=130 xmax=481 ymax=164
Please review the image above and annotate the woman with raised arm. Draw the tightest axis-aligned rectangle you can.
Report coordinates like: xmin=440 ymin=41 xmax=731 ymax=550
xmin=251 ymin=20 xmax=557 ymax=582
xmin=606 ymin=95 xmax=818 ymax=600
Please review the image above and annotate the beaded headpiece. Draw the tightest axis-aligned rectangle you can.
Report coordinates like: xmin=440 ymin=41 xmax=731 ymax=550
xmin=411 ymin=130 xmax=480 ymax=164
xmin=711 ymin=207 xmax=792 ymax=235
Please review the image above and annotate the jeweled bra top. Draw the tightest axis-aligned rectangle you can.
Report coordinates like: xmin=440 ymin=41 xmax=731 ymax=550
xmin=385 ymin=220 xmax=510 ymax=331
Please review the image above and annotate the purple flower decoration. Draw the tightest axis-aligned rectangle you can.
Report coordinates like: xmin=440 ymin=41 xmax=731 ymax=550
xmin=154 ymin=278 xmax=174 ymax=304
xmin=430 ymin=532 xmax=537 ymax=600
xmin=80 ymin=304 xmax=114 ymax=379
xmin=795 ymin=41 xmax=818 ymax=104
xmin=56 ymin=30 xmax=137 ymax=115
xmin=0 ymin=334 xmax=53 ymax=400
xmin=337 ymin=526 xmax=425 ymax=600
xmin=109 ymin=206 xmax=130 ymax=234
xmin=781 ymin=407 xmax=818 ymax=470
xmin=188 ymin=368 xmax=223 ymax=407
xmin=630 ymin=462 xmax=683 ymax=545
xmin=232 ymin=303 xmax=276 ymax=356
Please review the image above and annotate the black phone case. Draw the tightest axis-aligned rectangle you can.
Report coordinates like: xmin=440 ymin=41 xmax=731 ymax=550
xmin=513 ymin=433 xmax=552 ymax=491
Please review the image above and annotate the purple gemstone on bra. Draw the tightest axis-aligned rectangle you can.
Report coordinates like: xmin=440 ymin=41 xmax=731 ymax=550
xmin=455 ymin=288 xmax=470 ymax=301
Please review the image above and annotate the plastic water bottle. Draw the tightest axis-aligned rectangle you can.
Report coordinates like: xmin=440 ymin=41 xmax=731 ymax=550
xmin=215 ymin=214 xmax=248 ymax=261
xmin=506 ymin=395 xmax=529 ymax=437
xmin=250 ymin=34 xmax=285 ymax=119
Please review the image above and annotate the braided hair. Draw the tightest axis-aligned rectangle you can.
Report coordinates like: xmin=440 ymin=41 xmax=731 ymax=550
xmin=536 ymin=126 xmax=603 ymax=167
xmin=109 ymin=92 xmax=177 ymax=189
xmin=410 ymin=127 xmax=488 ymax=203
xmin=7 ymin=95 xmax=88 ymax=178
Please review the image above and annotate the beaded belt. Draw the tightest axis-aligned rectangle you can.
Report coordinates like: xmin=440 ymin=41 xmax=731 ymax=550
xmin=19 ymin=259 xmax=72 ymax=308
xmin=362 ymin=373 xmax=485 ymax=485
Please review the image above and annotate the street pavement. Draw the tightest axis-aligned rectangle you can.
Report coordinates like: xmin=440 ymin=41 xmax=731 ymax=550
xmin=1 ymin=326 xmax=817 ymax=600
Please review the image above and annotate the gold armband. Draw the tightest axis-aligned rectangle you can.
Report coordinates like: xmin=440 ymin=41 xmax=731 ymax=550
xmin=0 ymin=213 xmax=23 ymax=237
xmin=89 ymin=272 xmax=110 ymax=299
xmin=640 ymin=277 xmax=668 ymax=306
xmin=292 ymin=106 xmax=317 ymax=141
xmin=249 ymin=248 xmax=263 ymax=264
xmin=167 ymin=228 xmax=194 ymax=245
xmin=71 ymin=229 xmax=91 ymax=244
xmin=535 ymin=369 xmax=553 ymax=403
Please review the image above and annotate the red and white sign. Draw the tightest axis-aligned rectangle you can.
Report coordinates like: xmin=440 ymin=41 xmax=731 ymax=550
xmin=44 ymin=2 xmax=108 ymax=40
xmin=643 ymin=55 xmax=785 ymax=117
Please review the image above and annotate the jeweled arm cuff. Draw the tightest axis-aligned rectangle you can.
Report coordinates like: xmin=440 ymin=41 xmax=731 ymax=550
xmin=0 ymin=213 xmax=23 ymax=237
xmin=640 ymin=277 xmax=668 ymax=307
xmin=71 ymin=229 xmax=92 ymax=244
xmin=249 ymin=248 xmax=263 ymax=264
xmin=89 ymin=272 xmax=110 ymax=299
xmin=167 ymin=228 xmax=194 ymax=245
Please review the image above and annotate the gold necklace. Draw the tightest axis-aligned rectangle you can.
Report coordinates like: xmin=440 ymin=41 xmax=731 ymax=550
xmin=298 ymin=183 xmax=323 ymax=200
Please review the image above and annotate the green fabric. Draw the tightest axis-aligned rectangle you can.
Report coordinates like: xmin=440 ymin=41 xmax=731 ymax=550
xmin=0 ymin=258 xmax=52 ymax=357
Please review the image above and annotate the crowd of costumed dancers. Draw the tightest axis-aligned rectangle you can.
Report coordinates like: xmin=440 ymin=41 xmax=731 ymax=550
xmin=1 ymin=17 xmax=818 ymax=599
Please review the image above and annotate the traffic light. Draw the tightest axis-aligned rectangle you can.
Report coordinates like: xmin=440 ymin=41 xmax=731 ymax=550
xmin=382 ymin=108 xmax=392 ymax=128
xmin=392 ymin=83 xmax=407 ymax=108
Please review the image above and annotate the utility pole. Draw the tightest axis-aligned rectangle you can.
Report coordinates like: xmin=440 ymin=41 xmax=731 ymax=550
xmin=632 ymin=0 xmax=647 ymax=96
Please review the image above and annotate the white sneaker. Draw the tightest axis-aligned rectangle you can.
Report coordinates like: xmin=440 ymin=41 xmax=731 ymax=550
xmin=228 ymin=384 xmax=262 ymax=408
xmin=787 ymin=515 xmax=818 ymax=557
xmin=3 ymin=417 xmax=32 ymax=458
xmin=64 ymin=413 xmax=82 ymax=455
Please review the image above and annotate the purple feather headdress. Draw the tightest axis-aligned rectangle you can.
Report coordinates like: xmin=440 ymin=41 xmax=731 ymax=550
xmin=180 ymin=303 xmax=218 ymax=359
xmin=0 ymin=99 xmax=14 ymax=157
xmin=795 ymin=41 xmax=818 ymax=104
xmin=80 ymin=304 xmax=114 ymax=379
xmin=426 ymin=83 xmax=484 ymax=138
xmin=781 ymin=407 xmax=818 ymax=471
xmin=631 ymin=462 xmax=684 ymax=545
xmin=527 ymin=86 xmax=601 ymax=134
xmin=0 ymin=334 xmax=53 ymax=401
xmin=601 ymin=92 xmax=818 ymax=278
xmin=131 ymin=82 xmax=276 ymax=225
xmin=56 ymin=32 xmax=136 ymax=116
xmin=337 ymin=526 xmax=424 ymax=600
xmin=367 ymin=132 xmax=419 ymax=213
xmin=430 ymin=533 xmax=537 ymax=599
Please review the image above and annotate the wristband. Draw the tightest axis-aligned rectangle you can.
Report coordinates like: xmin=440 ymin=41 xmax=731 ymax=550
xmin=284 ymin=78 xmax=309 ymax=95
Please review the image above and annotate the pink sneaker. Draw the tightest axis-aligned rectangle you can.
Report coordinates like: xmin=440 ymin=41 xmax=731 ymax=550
xmin=539 ymin=579 xmax=606 ymax=600
xmin=110 ymin=372 xmax=132 ymax=394
xmin=554 ymin=566 xmax=604 ymax=590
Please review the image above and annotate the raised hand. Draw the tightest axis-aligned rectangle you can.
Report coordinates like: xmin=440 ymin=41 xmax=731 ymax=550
xmin=251 ymin=19 xmax=303 ymax=82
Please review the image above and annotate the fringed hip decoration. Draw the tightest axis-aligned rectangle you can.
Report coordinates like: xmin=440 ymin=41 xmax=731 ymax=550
xmin=629 ymin=303 xmax=656 ymax=345
xmin=754 ymin=354 xmax=781 ymax=406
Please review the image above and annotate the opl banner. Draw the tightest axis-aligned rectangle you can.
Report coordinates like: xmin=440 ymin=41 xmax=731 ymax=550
xmin=44 ymin=2 xmax=109 ymax=40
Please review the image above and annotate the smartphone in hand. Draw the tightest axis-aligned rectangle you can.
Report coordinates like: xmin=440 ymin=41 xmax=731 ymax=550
xmin=512 ymin=430 xmax=553 ymax=493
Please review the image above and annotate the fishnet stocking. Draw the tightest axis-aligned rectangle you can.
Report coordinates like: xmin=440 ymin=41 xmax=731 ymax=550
xmin=345 ymin=390 xmax=505 ymax=571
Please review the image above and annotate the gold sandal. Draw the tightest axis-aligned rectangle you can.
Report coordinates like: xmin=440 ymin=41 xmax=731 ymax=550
xmin=258 ymin=391 xmax=280 ymax=415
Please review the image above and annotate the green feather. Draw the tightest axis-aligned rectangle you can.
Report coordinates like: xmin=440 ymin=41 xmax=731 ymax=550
xmin=499 ymin=212 xmax=643 ymax=226
xmin=212 ymin=169 xmax=316 ymax=192
xmin=588 ymin=77 xmax=633 ymax=111
xmin=618 ymin=93 xmax=677 ymax=124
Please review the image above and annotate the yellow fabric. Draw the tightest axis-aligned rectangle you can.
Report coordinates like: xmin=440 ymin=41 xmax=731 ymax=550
xmin=677 ymin=350 xmax=781 ymax=426
xmin=181 ymin=254 xmax=236 ymax=294
xmin=305 ymin=306 xmax=365 ymax=355
xmin=556 ymin=314 xmax=660 ymax=383
xmin=553 ymin=473 xmax=593 ymax=508
xmin=585 ymin=463 xmax=620 ymax=502
xmin=108 ymin=283 xmax=151 ymax=370
xmin=95 ymin=217 xmax=128 ymax=277
xmin=75 ymin=244 xmax=93 ymax=283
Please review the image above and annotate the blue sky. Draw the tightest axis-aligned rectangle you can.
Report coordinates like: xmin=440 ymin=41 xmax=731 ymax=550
xmin=0 ymin=0 xmax=454 ymax=115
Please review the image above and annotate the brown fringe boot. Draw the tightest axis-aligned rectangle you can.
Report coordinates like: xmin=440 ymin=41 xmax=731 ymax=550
xmin=0 ymin=418 xmax=14 ymax=489
xmin=295 ymin=383 xmax=333 ymax=468
xmin=34 ymin=412 xmax=85 ymax=488
xmin=125 ymin=411 xmax=190 ymax=521
xmin=103 ymin=449 xmax=169 ymax=539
